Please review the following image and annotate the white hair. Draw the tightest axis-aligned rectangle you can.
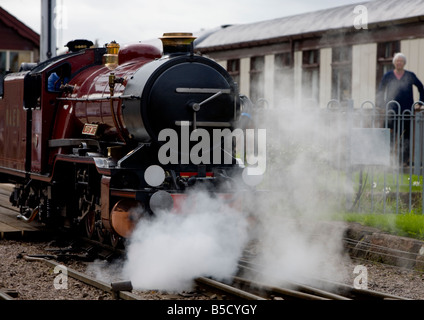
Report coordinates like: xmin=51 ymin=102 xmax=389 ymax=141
xmin=393 ymin=52 xmax=407 ymax=64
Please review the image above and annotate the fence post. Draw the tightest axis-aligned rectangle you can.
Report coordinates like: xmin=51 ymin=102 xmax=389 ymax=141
xmin=414 ymin=111 xmax=422 ymax=176
xmin=346 ymin=99 xmax=354 ymax=211
xmin=412 ymin=102 xmax=424 ymax=214
xmin=384 ymin=101 xmax=400 ymax=213
xmin=360 ymin=101 xmax=378 ymax=212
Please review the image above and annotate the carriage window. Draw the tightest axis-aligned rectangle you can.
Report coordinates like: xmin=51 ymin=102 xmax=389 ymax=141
xmin=0 ymin=52 xmax=5 ymax=97
xmin=23 ymin=73 xmax=42 ymax=110
xmin=0 ymin=74 xmax=4 ymax=98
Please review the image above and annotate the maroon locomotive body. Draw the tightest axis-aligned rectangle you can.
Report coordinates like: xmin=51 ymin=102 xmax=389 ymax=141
xmin=0 ymin=33 xmax=248 ymax=246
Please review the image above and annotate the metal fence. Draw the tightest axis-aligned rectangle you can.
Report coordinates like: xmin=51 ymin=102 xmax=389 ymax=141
xmin=255 ymin=99 xmax=424 ymax=214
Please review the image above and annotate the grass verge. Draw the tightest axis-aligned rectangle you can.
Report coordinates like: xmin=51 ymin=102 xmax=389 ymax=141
xmin=340 ymin=212 xmax=424 ymax=240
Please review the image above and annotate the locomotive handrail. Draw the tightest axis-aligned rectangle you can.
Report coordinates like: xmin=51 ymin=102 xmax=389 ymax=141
xmin=175 ymin=88 xmax=232 ymax=94
xmin=177 ymin=88 xmax=231 ymax=130
xmin=175 ymin=121 xmax=232 ymax=127
xmin=56 ymin=94 xmax=141 ymax=102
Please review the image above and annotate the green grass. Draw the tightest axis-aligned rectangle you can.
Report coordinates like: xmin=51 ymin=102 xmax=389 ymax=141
xmin=353 ymin=171 xmax=423 ymax=193
xmin=334 ymin=171 xmax=424 ymax=240
xmin=340 ymin=212 xmax=424 ymax=240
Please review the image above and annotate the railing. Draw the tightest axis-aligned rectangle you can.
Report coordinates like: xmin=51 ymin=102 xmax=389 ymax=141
xmin=254 ymin=99 xmax=424 ymax=214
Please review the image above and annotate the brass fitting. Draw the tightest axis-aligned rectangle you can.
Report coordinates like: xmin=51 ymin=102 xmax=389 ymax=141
xmin=104 ymin=41 xmax=120 ymax=69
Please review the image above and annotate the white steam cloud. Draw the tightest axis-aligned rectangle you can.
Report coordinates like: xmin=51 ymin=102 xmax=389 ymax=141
xmin=240 ymin=104 xmax=355 ymax=286
xmin=123 ymin=191 xmax=250 ymax=292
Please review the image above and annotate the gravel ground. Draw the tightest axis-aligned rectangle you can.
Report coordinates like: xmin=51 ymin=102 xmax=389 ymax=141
xmin=0 ymin=239 xmax=212 ymax=300
xmin=0 ymin=240 xmax=112 ymax=300
xmin=1 ymin=239 xmax=424 ymax=300
xmin=340 ymin=258 xmax=424 ymax=299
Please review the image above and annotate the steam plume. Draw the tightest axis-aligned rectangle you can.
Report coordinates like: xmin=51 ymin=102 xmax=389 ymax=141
xmin=123 ymin=191 xmax=249 ymax=291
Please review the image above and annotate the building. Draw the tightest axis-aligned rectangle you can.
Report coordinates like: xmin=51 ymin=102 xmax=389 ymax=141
xmin=195 ymin=0 xmax=424 ymax=109
xmin=0 ymin=7 xmax=40 ymax=75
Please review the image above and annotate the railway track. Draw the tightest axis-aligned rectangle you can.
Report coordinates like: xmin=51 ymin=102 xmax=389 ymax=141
xmin=0 ymin=228 xmax=417 ymax=300
xmin=4 ymin=254 xmax=407 ymax=301
xmin=196 ymin=257 xmax=409 ymax=300
xmin=235 ymin=259 xmax=409 ymax=300
xmin=1 ymin=235 xmax=410 ymax=302
xmin=0 ymin=184 xmax=418 ymax=300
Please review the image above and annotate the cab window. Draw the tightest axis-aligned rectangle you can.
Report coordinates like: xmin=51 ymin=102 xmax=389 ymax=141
xmin=47 ymin=64 xmax=71 ymax=93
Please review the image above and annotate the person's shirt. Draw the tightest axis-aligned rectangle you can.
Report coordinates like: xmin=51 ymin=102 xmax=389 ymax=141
xmin=48 ymin=73 xmax=69 ymax=92
xmin=377 ymin=70 xmax=424 ymax=112
xmin=48 ymin=72 xmax=61 ymax=91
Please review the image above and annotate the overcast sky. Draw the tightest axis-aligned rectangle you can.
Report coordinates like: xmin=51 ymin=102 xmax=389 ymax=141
xmin=1 ymin=0 xmax=367 ymax=51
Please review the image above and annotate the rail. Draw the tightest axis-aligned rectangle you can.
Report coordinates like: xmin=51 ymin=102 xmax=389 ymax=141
xmin=23 ymin=255 xmax=141 ymax=300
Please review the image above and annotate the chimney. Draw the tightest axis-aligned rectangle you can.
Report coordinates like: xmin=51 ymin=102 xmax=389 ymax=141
xmin=159 ymin=32 xmax=196 ymax=56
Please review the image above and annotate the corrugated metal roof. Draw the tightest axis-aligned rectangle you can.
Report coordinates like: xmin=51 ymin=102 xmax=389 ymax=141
xmin=195 ymin=0 xmax=424 ymax=49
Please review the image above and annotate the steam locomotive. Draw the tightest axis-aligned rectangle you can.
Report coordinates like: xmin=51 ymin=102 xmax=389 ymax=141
xmin=0 ymin=33 xmax=250 ymax=246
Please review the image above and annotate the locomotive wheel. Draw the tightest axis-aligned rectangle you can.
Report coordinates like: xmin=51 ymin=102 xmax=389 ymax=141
xmin=110 ymin=232 xmax=120 ymax=248
xmin=84 ymin=210 xmax=96 ymax=239
xmin=96 ymin=223 xmax=106 ymax=244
